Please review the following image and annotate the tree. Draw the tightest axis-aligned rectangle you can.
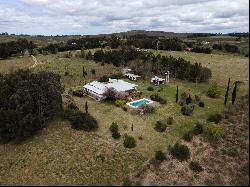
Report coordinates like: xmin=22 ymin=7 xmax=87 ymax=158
xmin=85 ymin=101 xmax=88 ymax=114
xmin=80 ymin=47 xmax=85 ymax=58
xmin=176 ymin=85 xmax=179 ymax=103
xmin=0 ymin=70 xmax=63 ymax=142
xmin=232 ymin=82 xmax=238 ymax=105
xmin=82 ymin=66 xmax=87 ymax=78
xmin=224 ymin=78 xmax=231 ymax=105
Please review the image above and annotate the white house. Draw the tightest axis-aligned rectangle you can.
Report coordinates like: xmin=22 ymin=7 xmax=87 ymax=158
xmin=124 ymin=73 xmax=141 ymax=81
xmin=151 ymin=76 xmax=166 ymax=85
xmin=83 ymin=79 xmax=138 ymax=101
xmin=151 ymin=71 xmax=170 ymax=85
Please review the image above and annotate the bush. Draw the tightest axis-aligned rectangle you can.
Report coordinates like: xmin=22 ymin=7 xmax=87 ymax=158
xmin=112 ymin=130 xmax=121 ymax=139
xmin=170 ymin=143 xmax=190 ymax=161
xmin=186 ymin=95 xmax=192 ymax=105
xmin=147 ymin=86 xmax=154 ymax=91
xmin=167 ymin=117 xmax=174 ymax=125
xmin=198 ymin=101 xmax=205 ymax=107
xmin=110 ymin=73 xmax=123 ymax=79
xmin=154 ymin=121 xmax=167 ymax=132
xmin=155 ymin=151 xmax=166 ymax=162
xmin=122 ymin=106 xmax=128 ymax=112
xmin=99 ymin=75 xmax=109 ymax=82
xmin=207 ymin=113 xmax=222 ymax=124
xmin=189 ymin=161 xmax=203 ymax=172
xmin=64 ymin=108 xmax=98 ymax=131
xmin=72 ymin=90 xmax=84 ymax=97
xmin=181 ymin=104 xmax=194 ymax=116
xmin=150 ymin=94 xmax=167 ymax=104
xmin=207 ymin=83 xmax=221 ymax=98
xmin=109 ymin=122 xmax=121 ymax=139
xmin=91 ymin=69 xmax=96 ymax=74
xmin=123 ymin=134 xmax=136 ymax=148
xmin=140 ymin=105 xmax=155 ymax=114
xmin=183 ymin=130 xmax=194 ymax=142
xmin=115 ymin=99 xmax=126 ymax=107
xmin=193 ymin=122 xmax=203 ymax=135
xmin=203 ymin=123 xmax=223 ymax=142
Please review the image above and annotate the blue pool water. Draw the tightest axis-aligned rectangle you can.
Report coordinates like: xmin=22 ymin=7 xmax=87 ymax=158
xmin=130 ymin=99 xmax=151 ymax=107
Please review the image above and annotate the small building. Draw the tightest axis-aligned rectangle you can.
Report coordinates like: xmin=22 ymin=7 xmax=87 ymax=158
xmin=151 ymin=76 xmax=166 ymax=85
xmin=83 ymin=79 xmax=138 ymax=101
xmin=124 ymin=73 xmax=141 ymax=81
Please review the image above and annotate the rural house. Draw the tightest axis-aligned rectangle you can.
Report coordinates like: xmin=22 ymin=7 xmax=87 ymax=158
xmin=83 ymin=79 xmax=138 ymax=101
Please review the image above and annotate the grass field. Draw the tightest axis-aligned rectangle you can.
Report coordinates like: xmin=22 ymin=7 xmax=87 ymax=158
xmin=0 ymin=49 xmax=249 ymax=185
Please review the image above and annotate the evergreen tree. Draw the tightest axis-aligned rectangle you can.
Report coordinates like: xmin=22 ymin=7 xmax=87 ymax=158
xmin=176 ymin=85 xmax=179 ymax=103
xmin=85 ymin=101 xmax=88 ymax=114
xmin=232 ymin=82 xmax=237 ymax=105
xmin=224 ymin=78 xmax=230 ymax=105
xmin=82 ymin=66 xmax=87 ymax=78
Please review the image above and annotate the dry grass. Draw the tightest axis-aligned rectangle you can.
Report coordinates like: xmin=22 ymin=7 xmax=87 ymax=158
xmin=132 ymin=95 xmax=249 ymax=186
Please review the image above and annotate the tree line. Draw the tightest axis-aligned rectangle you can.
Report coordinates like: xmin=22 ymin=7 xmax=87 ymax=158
xmin=93 ymin=48 xmax=211 ymax=82
xmin=0 ymin=38 xmax=36 ymax=59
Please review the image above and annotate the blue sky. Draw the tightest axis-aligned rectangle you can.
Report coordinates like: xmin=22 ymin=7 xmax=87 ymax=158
xmin=0 ymin=0 xmax=249 ymax=35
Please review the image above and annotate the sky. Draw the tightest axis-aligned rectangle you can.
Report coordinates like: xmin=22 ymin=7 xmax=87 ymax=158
xmin=0 ymin=0 xmax=249 ymax=35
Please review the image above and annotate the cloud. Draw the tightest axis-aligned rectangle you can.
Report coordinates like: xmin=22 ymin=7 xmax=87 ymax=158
xmin=0 ymin=0 xmax=248 ymax=35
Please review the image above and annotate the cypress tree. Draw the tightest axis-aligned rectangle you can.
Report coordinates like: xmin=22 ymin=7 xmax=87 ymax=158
xmin=224 ymin=78 xmax=230 ymax=105
xmin=85 ymin=101 xmax=88 ymax=113
xmin=82 ymin=66 xmax=87 ymax=78
xmin=176 ymin=85 xmax=179 ymax=103
xmin=232 ymin=82 xmax=237 ymax=105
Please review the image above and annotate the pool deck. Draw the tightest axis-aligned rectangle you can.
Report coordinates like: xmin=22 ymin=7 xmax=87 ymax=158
xmin=126 ymin=98 xmax=154 ymax=108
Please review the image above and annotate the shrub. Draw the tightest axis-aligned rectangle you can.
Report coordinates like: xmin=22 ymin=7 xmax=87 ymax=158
xmin=154 ymin=121 xmax=167 ymax=132
xmin=198 ymin=101 xmax=205 ymax=107
xmin=203 ymin=123 xmax=223 ymax=142
xmin=194 ymin=95 xmax=201 ymax=104
xmin=109 ymin=122 xmax=118 ymax=133
xmin=123 ymin=134 xmax=136 ymax=148
xmin=159 ymin=98 xmax=167 ymax=104
xmin=207 ymin=83 xmax=221 ymax=98
xmin=167 ymin=117 xmax=174 ymax=125
xmin=189 ymin=161 xmax=203 ymax=172
xmin=140 ymin=105 xmax=155 ymax=114
xmin=155 ymin=151 xmax=166 ymax=162
xmin=91 ymin=69 xmax=96 ymax=74
xmin=112 ymin=130 xmax=121 ymax=139
xmin=99 ymin=75 xmax=109 ymax=82
xmin=115 ymin=99 xmax=126 ymax=107
xmin=186 ymin=95 xmax=192 ymax=105
xmin=109 ymin=122 xmax=121 ymax=139
xmin=64 ymin=108 xmax=98 ymax=131
xmin=147 ymin=86 xmax=154 ymax=91
xmin=181 ymin=104 xmax=194 ymax=116
xmin=122 ymin=106 xmax=128 ymax=112
xmin=207 ymin=113 xmax=222 ymax=124
xmin=110 ymin=73 xmax=123 ymax=79
xmin=183 ymin=130 xmax=194 ymax=142
xmin=193 ymin=122 xmax=204 ymax=135
xmin=72 ymin=90 xmax=84 ymax=97
xmin=170 ymin=143 xmax=190 ymax=161
xmin=150 ymin=94 xmax=167 ymax=104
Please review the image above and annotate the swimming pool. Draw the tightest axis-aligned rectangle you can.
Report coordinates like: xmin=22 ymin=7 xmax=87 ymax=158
xmin=127 ymin=98 xmax=153 ymax=108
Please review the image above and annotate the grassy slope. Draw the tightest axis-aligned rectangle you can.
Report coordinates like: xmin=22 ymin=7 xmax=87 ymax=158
xmin=0 ymin=50 xmax=249 ymax=185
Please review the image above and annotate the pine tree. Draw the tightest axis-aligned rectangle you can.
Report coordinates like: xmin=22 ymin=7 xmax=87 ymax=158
xmin=82 ymin=66 xmax=87 ymax=78
xmin=232 ymin=82 xmax=237 ymax=105
xmin=85 ymin=101 xmax=88 ymax=114
xmin=176 ymin=85 xmax=179 ymax=103
xmin=224 ymin=78 xmax=230 ymax=105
